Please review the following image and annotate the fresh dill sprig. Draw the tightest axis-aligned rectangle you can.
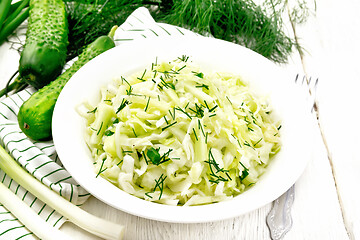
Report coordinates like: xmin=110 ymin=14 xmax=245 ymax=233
xmin=65 ymin=0 xmax=312 ymax=63
xmin=154 ymin=0 xmax=305 ymax=63
xmin=64 ymin=0 xmax=145 ymax=60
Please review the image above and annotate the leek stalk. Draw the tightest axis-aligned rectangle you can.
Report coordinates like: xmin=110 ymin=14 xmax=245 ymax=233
xmin=0 ymin=146 xmax=125 ymax=240
xmin=0 ymin=181 xmax=73 ymax=240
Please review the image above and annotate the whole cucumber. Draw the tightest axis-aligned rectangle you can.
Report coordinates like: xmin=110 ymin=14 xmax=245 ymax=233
xmin=18 ymin=33 xmax=116 ymax=141
xmin=19 ymin=0 xmax=68 ymax=89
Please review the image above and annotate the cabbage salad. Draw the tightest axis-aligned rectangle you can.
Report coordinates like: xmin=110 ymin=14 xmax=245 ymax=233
xmin=79 ymin=55 xmax=281 ymax=206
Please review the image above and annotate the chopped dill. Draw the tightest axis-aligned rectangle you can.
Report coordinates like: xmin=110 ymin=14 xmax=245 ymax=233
xmin=253 ymin=138 xmax=263 ymax=147
xmin=192 ymin=71 xmax=204 ymax=78
xmin=104 ymin=130 xmax=114 ymax=136
xmin=189 ymin=103 xmax=204 ymax=118
xmin=198 ymin=119 xmax=206 ymax=137
xmin=177 ymin=65 xmax=187 ymax=72
xmin=226 ymin=96 xmax=232 ymax=104
xmin=163 ymin=115 xmax=169 ymax=124
xmin=204 ymin=100 xmax=218 ymax=112
xmin=144 ymin=96 xmax=151 ymax=112
xmin=97 ymin=122 xmax=103 ymax=135
xmin=184 ymin=102 xmax=190 ymax=109
xmin=205 ymin=148 xmax=231 ymax=184
xmin=145 ymin=173 xmax=167 ymax=200
xmin=244 ymin=141 xmax=255 ymax=150
xmin=126 ymin=85 xmax=133 ymax=96
xmin=142 ymin=150 xmax=149 ymax=165
xmin=159 ymin=76 xmax=175 ymax=90
xmin=192 ymin=128 xmax=198 ymax=141
xmin=153 ymin=70 xmax=158 ymax=78
xmin=178 ymin=55 xmax=189 ymax=62
xmin=116 ymin=98 xmax=130 ymax=113
xmin=137 ymin=69 xmax=147 ymax=81
xmin=231 ymin=134 xmax=242 ymax=148
xmin=175 ymin=107 xmax=192 ymax=119
xmin=239 ymin=162 xmax=249 ymax=181
xmin=121 ymin=76 xmax=131 ymax=87
xmin=132 ymin=128 xmax=137 ymax=137
xmin=196 ymin=83 xmax=209 ymax=90
xmin=96 ymin=158 xmax=107 ymax=178
xmin=247 ymin=126 xmax=254 ymax=132
xmin=162 ymin=121 xmax=177 ymax=131
xmin=168 ymin=107 xmax=176 ymax=120
xmin=87 ymin=107 xmax=97 ymax=114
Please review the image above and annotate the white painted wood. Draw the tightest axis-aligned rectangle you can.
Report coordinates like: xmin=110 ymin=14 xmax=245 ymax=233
xmin=1 ymin=0 xmax=358 ymax=239
xmin=290 ymin=0 xmax=360 ymax=239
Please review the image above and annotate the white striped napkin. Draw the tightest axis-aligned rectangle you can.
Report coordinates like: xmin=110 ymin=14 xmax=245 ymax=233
xmin=0 ymin=7 xmax=197 ymax=239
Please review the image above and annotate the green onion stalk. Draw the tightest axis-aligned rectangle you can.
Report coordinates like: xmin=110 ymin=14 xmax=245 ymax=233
xmin=0 ymin=145 xmax=125 ymax=240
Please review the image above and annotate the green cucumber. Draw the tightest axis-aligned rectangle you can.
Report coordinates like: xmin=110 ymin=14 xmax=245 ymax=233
xmin=18 ymin=30 xmax=116 ymax=141
xmin=19 ymin=0 xmax=68 ymax=89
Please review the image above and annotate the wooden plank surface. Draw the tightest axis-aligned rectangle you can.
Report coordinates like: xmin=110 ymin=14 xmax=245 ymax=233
xmin=0 ymin=0 xmax=358 ymax=239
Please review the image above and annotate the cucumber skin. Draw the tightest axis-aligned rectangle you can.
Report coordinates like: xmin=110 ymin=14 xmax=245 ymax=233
xmin=18 ymin=35 xmax=116 ymax=141
xmin=19 ymin=0 xmax=68 ymax=89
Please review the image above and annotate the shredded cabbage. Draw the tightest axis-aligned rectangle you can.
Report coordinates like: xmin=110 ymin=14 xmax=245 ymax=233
xmin=79 ymin=56 xmax=281 ymax=206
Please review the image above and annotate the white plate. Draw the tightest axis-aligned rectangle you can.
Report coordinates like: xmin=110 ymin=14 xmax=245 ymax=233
xmin=52 ymin=36 xmax=313 ymax=223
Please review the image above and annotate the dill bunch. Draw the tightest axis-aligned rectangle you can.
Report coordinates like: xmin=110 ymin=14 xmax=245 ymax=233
xmin=64 ymin=0 xmax=312 ymax=63
xmin=64 ymin=0 xmax=144 ymax=60
xmin=152 ymin=0 xmax=296 ymax=63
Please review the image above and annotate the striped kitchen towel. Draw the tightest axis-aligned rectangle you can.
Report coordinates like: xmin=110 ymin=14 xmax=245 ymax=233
xmin=0 ymin=7 xmax=197 ymax=239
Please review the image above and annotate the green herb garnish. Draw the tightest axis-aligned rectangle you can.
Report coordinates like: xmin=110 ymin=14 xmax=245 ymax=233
xmin=145 ymin=173 xmax=167 ymax=200
xmin=239 ymin=162 xmax=249 ymax=181
xmin=116 ymin=98 xmax=130 ymax=113
xmin=144 ymin=96 xmax=150 ymax=112
xmin=146 ymin=147 xmax=173 ymax=166
xmin=104 ymin=130 xmax=114 ymax=136
xmin=162 ymin=121 xmax=177 ymax=131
